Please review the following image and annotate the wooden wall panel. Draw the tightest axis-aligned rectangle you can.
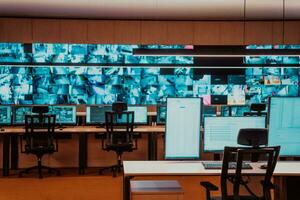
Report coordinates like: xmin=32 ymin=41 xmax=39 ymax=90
xmin=140 ymin=21 xmax=168 ymax=44
xmin=32 ymin=19 xmax=61 ymax=42
xmin=167 ymin=21 xmax=194 ymax=44
xmin=60 ymin=19 xmax=88 ymax=43
xmin=272 ymin=21 xmax=284 ymax=44
xmin=0 ymin=18 xmax=32 ymax=42
xmin=0 ymin=17 xmax=298 ymax=45
xmin=284 ymin=21 xmax=300 ymax=44
xmin=114 ymin=20 xmax=141 ymax=44
xmin=220 ymin=21 xmax=244 ymax=45
xmin=245 ymin=21 xmax=273 ymax=45
xmin=87 ymin=20 xmax=115 ymax=44
xmin=194 ymin=22 xmax=220 ymax=45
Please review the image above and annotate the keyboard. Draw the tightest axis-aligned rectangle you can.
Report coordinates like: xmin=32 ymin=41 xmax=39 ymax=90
xmin=202 ymin=161 xmax=252 ymax=170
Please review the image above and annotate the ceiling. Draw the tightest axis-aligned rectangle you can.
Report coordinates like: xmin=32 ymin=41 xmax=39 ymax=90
xmin=0 ymin=0 xmax=299 ymax=20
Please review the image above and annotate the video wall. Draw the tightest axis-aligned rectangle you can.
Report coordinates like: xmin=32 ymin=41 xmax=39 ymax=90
xmin=0 ymin=43 xmax=299 ymax=105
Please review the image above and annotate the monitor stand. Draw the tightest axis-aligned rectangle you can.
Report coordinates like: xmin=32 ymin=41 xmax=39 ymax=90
xmin=56 ymin=124 xmax=66 ymax=130
xmin=213 ymin=153 xmax=221 ymax=161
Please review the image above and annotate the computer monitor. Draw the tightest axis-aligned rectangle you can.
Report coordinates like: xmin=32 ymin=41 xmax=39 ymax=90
xmin=165 ymin=98 xmax=202 ymax=160
xmin=13 ymin=105 xmax=32 ymax=124
xmin=268 ymin=97 xmax=300 ymax=156
xmin=86 ymin=105 xmax=112 ymax=124
xmin=156 ymin=105 xmax=166 ymax=124
xmin=204 ymin=116 xmax=266 ymax=152
xmin=50 ymin=105 xmax=76 ymax=125
xmin=0 ymin=105 xmax=12 ymax=125
xmin=203 ymin=106 xmax=217 ymax=117
xmin=127 ymin=105 xmax=148 ymax=125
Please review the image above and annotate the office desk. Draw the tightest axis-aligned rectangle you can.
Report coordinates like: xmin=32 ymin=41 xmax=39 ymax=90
xmin=1 ymin=126 xmax=165 ymax=176
xmin=123 ymin=161 xmax=300 ymax=200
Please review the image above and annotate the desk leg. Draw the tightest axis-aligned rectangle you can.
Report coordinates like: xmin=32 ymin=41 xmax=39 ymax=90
xmin=10 ymin=134 xmax=19 ymax=170
xmin=78 ymin=133 xmax=88 ymax=174
xmin=148 ymin=133 xmax=157 ymax=160
xmin=3 ymin=134 xmax=10 ymax=176
xmin=123 ymin=175 xmax=133 ymax=200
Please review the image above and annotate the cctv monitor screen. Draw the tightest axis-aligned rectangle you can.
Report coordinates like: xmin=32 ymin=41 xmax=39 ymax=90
xmin=0 ymin=105 xmax=11 ymax=125
xmin=165 ymin=98 xmax=202 ymax=159
xmin=86 ymin=105 xmax=112 ymax=124
xmin=204 ymin=116 xmax=266 ymax=152
xmin=50 ymin=105 xmax=76 ymax=125
xmin=157 ymin=105 xmax=166 ymax=124
xmin=13 ymin=106 xmax=32 ymax=124
xmin=268 ymin=97 xmax=300 ymax=156
xmin=127 ymin=105 xmax=148 ymax=124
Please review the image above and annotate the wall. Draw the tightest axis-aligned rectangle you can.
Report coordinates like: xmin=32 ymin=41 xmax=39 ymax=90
xmin=1 ymin=18 xmax=300 ymax=44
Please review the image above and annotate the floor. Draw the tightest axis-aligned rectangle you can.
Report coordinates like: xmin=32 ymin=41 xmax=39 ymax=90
xmin=0 ymin=168 xmax=123 ymax=200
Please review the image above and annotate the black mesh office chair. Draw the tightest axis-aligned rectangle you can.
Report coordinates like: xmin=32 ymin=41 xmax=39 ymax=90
xmin=99 ymin=110 xmax=137 ymax=177
xmin=19 ymin=109 xmax=61 ymax=178
xmin=200 ymin=128 xmax=280 ymax=200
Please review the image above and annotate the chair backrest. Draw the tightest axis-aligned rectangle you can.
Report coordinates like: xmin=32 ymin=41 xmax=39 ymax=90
xmin=24 ymin=114 xmax=56 ymax=151
xmin=105 ymin=111 xmax=134 ymax=145
xmin=220 ymin=146 xmax=280 ymax=200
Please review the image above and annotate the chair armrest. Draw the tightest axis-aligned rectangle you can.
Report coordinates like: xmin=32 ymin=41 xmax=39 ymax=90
xmin=200 ymin=182 xmax=218 ymax=200
xmin=200 ymin=181 xmax=219 ymax=191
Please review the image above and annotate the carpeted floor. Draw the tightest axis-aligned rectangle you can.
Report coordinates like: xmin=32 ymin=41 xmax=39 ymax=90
xmin=0 ymin=168 xmax=123 ymax=200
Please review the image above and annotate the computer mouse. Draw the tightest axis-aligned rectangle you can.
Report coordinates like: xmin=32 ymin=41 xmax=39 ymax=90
xmin=260 ymin=164 xmax=268 ymax=169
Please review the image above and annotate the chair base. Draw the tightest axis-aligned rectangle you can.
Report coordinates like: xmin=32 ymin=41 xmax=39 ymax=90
xmin=99 ymin=164 xmax=122 ymax=177
xmin=19 ymin=165 xmax=61 ymax=179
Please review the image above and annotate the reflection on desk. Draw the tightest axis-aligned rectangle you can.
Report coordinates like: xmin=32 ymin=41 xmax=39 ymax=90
xmin=0 ymin=126 xmax=165 ymax=134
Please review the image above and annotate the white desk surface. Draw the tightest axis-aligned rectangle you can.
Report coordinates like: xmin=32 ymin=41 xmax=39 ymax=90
xmin=123 ymin=161 xmax=300 ymax=177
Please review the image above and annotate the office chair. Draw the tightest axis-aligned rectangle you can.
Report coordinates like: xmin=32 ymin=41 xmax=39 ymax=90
xmin=99 ymin=110 xmax=137 ymax=177
xmin=19 ymin=108 xmax=61 ymax=178
xmin=200 ymin=128 xmax=280 ymax=200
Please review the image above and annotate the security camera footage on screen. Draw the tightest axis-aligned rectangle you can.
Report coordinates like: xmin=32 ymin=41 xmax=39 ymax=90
xmin=0 ymin=43 xmax=299 ymax=106
xmin=204 ymin=116 xmax=266 ymax=152
xmin=50 ymin=106 xmax=76 ymax=125
xmin=268 ymin=97 xmax=300 ymax=156
xmin=165 ymin=98 xmax=202 ymax=159
xmin=0 ymin=106 xmax=11 ymax=125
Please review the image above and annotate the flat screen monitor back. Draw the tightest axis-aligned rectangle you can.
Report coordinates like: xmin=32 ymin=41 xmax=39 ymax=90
xmin=268 ymin=97 xmax=300 ymax=156
xmin=0 ymin=106 xmax=11 ymax=125
xmin=165 ymin=98 xmax=202 ymax=160
xmin=204 ymin=116 xmax=266 ymax=152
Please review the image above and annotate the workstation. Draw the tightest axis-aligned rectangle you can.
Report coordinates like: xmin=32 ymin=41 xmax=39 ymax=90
xmin=1 ymin=0 xmax=300 ymax=200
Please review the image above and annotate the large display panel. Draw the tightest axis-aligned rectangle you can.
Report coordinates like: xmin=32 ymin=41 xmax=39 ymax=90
xmin=86 ymin=105 xmax=112 ymax=124
xmin=268 ymin=97 xmax=300 ymax=156
xmin=0 ymin=105 xmax=11 ymax=125
xmin=50 ymin=105 xmax=76 ymax=125
xmin=127 ymin=105 xmax=148 ymax=124
xmin=165 ymin=98 xmax=202 ymax=159
xmin=204 ymin=116 xmax=266 ymax=152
